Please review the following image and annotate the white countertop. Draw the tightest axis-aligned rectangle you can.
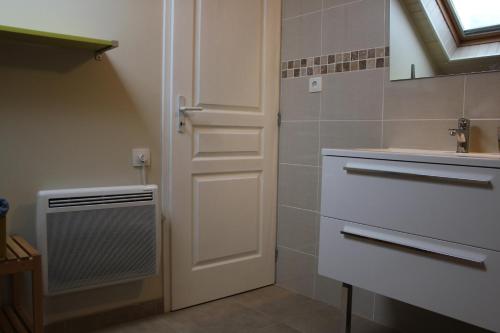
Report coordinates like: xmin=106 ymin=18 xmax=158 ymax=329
xmin=322 ymin=148 xmax=500 ymax=168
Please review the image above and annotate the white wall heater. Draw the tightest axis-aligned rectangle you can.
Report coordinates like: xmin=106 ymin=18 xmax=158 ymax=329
xmin=36 ymin=185 xmax=160 ymax=295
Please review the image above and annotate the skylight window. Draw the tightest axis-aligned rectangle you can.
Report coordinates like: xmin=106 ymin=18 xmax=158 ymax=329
xmin=448 ymin=0 xmax=500 ymax=34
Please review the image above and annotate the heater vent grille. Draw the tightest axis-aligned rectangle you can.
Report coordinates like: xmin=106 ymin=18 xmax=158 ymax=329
xmin=46 ymin=205 xmax=157 ymax=294
xmin=48 ymin=191 xmax=153 ymax=208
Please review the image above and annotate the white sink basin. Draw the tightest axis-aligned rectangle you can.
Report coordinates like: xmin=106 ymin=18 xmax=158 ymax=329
xmin=321 ymin=148 xmax=500 ymax=168
xmin=363 ymin=148 xmax=500 ymax=160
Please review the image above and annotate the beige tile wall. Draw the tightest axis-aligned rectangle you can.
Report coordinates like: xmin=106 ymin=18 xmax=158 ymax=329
xmin=278 ymin=0 xmax=498 ymax=332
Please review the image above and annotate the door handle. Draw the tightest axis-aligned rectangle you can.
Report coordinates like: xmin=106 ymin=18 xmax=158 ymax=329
xmin=180 ymin=106 xmax=203 ymax=112
xmin=177 ymin=95 xmax=203 ymax=133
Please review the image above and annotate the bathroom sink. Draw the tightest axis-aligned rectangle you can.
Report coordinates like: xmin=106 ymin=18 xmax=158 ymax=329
xmin=362 ymin=148 xmax=500 ymax=159
xmin=321 ymin=148 xmax=500 ymax=168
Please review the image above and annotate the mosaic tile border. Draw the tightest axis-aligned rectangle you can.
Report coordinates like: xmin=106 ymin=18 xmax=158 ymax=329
xmin=281 ymin=46 xmax=390 ymax=79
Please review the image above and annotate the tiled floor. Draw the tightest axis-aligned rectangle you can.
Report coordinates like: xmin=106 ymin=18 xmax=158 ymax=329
xmin=93 ymin=286 xmax=397 ymax=333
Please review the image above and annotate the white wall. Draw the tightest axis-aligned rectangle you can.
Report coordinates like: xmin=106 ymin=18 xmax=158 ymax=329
xmin=390 ymin=0 xmax=436 ymax=80
xmin=0 ymin=0 xmax=165 ymax=323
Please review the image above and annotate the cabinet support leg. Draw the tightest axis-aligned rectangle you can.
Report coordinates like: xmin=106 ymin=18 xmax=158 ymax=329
xmin=341 ymin=283 xmax=353 ymax=333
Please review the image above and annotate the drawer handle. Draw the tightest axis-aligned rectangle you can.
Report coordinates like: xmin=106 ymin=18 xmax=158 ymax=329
xmin=343 ymin=163 xmax=493 ymax=185
xmin=340 ymin=226 xmax=487 ymax=264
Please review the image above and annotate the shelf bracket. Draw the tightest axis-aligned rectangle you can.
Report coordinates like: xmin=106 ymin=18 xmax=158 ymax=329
xmin=94 ymin=40 xmax=119 ymax=61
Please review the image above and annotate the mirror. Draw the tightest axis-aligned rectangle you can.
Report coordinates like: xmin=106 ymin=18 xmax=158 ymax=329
xmin=390 ymin=0 xmax=500 ymax=81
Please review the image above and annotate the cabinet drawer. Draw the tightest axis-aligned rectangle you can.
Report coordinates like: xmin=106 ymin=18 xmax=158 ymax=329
xmin=318 ymin=217 xmax=500 ymax=332
xmin=321 ymin=156 xmax=500 ymax=251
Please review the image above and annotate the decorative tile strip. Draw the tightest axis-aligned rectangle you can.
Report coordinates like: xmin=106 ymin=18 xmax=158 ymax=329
xmin=281 ymin=46 xmax=390 ymax=79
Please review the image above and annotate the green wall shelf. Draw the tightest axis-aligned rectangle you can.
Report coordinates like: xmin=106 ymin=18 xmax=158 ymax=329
xmin=0 ymin=24 xmax=118 ymax=60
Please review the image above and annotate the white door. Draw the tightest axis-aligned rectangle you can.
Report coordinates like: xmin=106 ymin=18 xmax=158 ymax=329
xmin=169 ymin=0 xmax=281 ymax=310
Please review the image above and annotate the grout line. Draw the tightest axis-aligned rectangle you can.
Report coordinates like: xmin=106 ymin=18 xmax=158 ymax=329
xmin=282 ymin=9 xmax=323 ymax=22
xmin=280 ymin=162 xmax=320 ymax=168
xmin=462 ymin=76 xmax=467 ymax=117
xmin=277 ymin=245 xmax=318 ymax=258
xmin=383 ymin=118 xmax=458 ymax=122
xmin=381 ymin=68 xmax=385 ymax=148
xmin=318 ymin=3 xmax=324 ymax=169
xmin=317 ymin=119 xmax=384 ymax=122
xmin=281 ymin=119 xmax=323 ymax=123
xmin=373 ymin=0 xmax=387 ymax=318
xmin=280 ymin=204 xmax=320 ymax=214
xmin=323 ymin=0 xmax=367 ymax=12
xmin=310 ymin=2 xmax=325 ymax=299
xmin=380 ymin=0 xmax=387 ymax=149
xmin=313 ymin=1 xmax=326 ymax=299
xmin=319 ymin=1 xmax=325 ymax=57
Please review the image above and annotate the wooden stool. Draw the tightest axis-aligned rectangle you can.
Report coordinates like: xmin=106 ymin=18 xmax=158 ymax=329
xmin=0 ymin=235 xmax=43 ymax=333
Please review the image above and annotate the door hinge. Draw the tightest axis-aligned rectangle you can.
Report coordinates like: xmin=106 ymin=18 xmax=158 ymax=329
xmin=275 ymin=248 xmax=279 ymax=262
xmin=277 ymin=111 xmax=282 ymax=127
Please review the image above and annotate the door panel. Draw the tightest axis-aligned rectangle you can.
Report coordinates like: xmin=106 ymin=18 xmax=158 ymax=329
xmin=193 ymin=173 xmax=261 ymax=265
xmin=170 ymin=0 xmax=280 ymax=310
xmin=193 ymin=128 xmax=262 ymax=157
xmin=196 ymin=0 xmax=262 ymax=108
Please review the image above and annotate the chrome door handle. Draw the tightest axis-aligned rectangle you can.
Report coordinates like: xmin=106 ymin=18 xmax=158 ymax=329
xmin=180 ymin=106 xmax=203 ymax=112
xmin=177 ymin=96 xmax=203 ymax=133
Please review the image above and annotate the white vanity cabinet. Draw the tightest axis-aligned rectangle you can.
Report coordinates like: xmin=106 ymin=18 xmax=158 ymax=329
xmin=318 ymin=149 xmax=500 ymax=332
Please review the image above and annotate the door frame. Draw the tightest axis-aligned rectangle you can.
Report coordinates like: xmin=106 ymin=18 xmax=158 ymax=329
xmin=161 ymin=0 xmax=173 ymax=313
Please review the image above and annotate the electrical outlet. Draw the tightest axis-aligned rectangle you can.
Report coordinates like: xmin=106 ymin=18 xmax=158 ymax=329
xmin=132 ymin=148 xmax=151 ymax=167
xmin=309 ymin=77 xmax=322 ymax=93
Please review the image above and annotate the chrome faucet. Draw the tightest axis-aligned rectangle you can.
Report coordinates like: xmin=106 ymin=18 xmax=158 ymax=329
xmin=449 ymin=118 xmax=470 ymax=153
